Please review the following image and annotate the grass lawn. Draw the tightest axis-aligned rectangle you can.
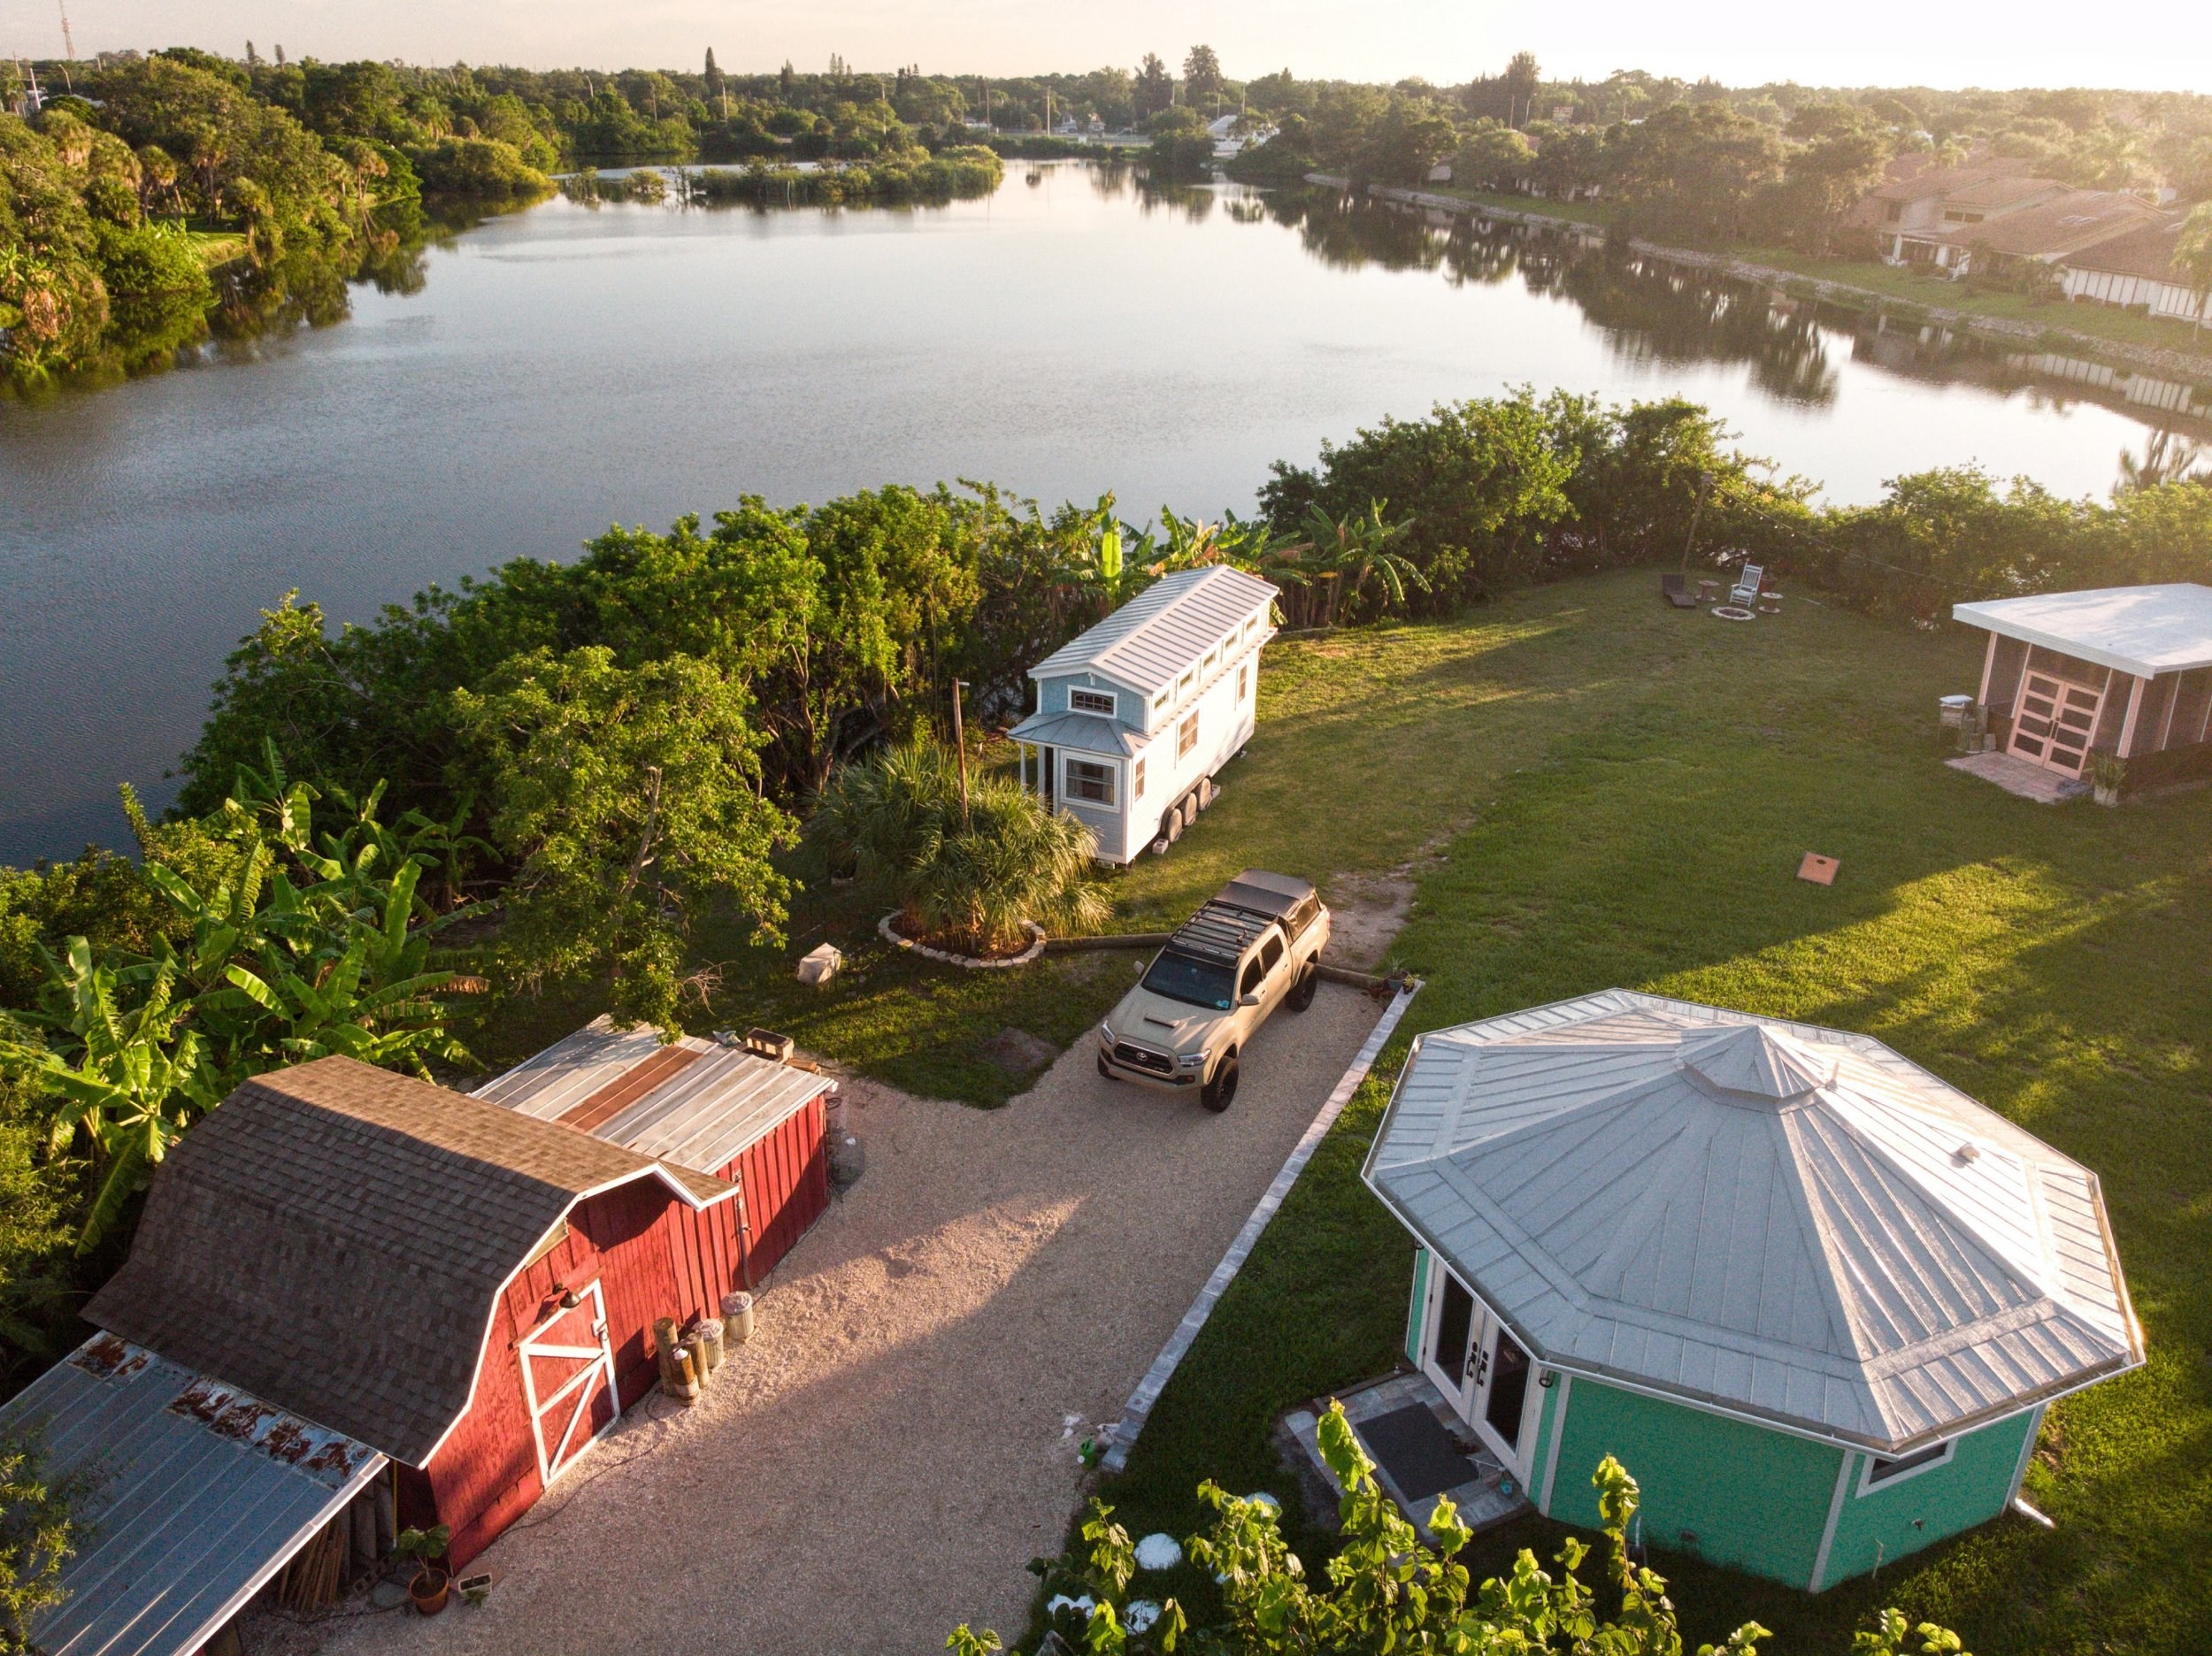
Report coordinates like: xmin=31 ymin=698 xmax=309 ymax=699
xmin=1062 ymin=571 xmax=2211 ymax=1656
xmin=1730 ymin=246 xmax=2212 ymax=360
xmin=1417 ymin=184 xmax=1615 ymax=228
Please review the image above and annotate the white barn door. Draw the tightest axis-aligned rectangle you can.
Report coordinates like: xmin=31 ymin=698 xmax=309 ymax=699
xmin=518 ymin=1280 xmax=618 ymax=1485
xmin=2008 ymin=671 xmax=2103 ymax=777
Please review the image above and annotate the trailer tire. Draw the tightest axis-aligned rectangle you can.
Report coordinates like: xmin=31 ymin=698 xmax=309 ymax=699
xmin=1202 ymin=1050 xmax=1240 ymax=1113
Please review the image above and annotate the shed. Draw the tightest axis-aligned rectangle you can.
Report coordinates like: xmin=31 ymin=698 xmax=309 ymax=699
xmin=44 ymin=1052 xmax=755 ymax=1648
xmin=1363 ymin=991 xmax=2141 ymax=1591
xmin=1010 ymin=566 xmax=1278 ymax=862
xmin=473 ymin=1016 xmax=835 ymax=1284
xmin=1956 ymin=582 xmax=2212 ymax=788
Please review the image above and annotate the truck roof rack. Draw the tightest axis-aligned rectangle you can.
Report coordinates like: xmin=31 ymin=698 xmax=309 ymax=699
xmin=1166 ymin=900 xmax=1279 ymax=966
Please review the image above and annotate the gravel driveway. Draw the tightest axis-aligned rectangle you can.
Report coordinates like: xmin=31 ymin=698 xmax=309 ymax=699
xmin=309 ymin=982 xmax=1385 ymax=1656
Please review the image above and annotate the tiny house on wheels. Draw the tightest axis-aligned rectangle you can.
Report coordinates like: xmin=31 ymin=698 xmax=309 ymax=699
xmin=1010 ymin=565 xmax=1278 ymax=862
xmin=1363 ymin=991 xmax=2142 ymax=1592
xmin=0 ymin=1039 xmax=833 ymax=1656
xmin=1955 ymin=581 xmax=2212 ymax=789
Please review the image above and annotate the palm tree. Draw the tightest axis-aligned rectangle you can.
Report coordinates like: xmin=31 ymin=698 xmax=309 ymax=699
xmin=2176 ymin=202 xmax=2212 ymax=341
xmin=811 ymin=740 xmax=1107 ymax=957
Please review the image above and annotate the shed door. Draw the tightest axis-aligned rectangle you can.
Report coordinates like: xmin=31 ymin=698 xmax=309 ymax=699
xmin=518 ymin=1280 xmax=618 ymax=1486
xmin=1420 ymin=1264 xmax=1537 ymax=1480
xmin=2008 ymin=671 xmax=2102 ymax=776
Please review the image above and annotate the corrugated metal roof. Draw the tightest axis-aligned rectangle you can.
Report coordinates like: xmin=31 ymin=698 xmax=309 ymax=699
xmin=1028 ymin=567 xmax=1279 ymax=697
xmin=1954 ymin=583 xmax=2212 ymax=676
xmin=1004 ymin=709 xmax=1142 ymax=755
xmin=0 ymin=1335 xmax=384 ymax=1656
xmin=476 ymin=1016 xmax=833 ymax=1177
xmin=1363 ymin=992 xmax=2142 ymax=1453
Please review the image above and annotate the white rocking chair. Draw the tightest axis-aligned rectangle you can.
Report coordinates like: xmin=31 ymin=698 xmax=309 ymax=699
xmin=1729 ymin=564 xmax=1765 ymax=607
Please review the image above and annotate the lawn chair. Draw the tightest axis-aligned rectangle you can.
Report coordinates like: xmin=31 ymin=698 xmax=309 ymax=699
xmin=1660 ymin=572 xmax=1698 ymax=608
xmin=1729 ymin=563 xmax=1765 ymax=607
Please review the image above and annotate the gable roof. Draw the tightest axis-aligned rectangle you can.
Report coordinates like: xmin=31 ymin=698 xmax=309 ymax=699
xmin=2060 ymin=217 xmax=2192 ymax=283
xmin=474 ymin=1016 xmax=833 ymax=1177
xmin=1955 ymin=582 xmax=2212 ymax=676
xmin=1866 ymin=155 xmax=2034 ymax=203
xmin=1364 ymin=992 xmax=2141 ymax=1453
xmin=1926 ymin=190 xmax=2162 ymax=259
xmin=1028 ymin=566 xmax=1279 ymax=697
xmin=84 ymin=1056 xmax=732 ymax=1465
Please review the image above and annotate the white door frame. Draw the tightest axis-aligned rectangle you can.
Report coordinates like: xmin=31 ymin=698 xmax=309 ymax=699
xmin=1418 ymin=1261 xmax=1539 ymax=1480
xmin=517 ymin=1279 xmax=618 ymax=1487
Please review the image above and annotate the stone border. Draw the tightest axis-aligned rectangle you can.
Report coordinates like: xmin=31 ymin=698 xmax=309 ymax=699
xmin=1099 ymin=978 xmax=1424 ymax=1473
xmin=877 ymin=912 xmax=1047 ymax=969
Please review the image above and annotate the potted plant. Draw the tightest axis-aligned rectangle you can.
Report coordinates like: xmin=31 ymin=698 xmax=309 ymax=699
xmin=396 ymin=1524 xmax=453 ymax=1615
xmin=2087 ymin=749 xmax=2127 ymax=808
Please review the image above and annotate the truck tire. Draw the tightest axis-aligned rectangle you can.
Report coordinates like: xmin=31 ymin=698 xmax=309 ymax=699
xmin=1288 ymin=961 xmax=1318 ymax=1011
xmin=1098 ymin=1052 xmax=1114 ymax=1079
xmin=1202 ymin=1050 xmax=1240 ymax=1113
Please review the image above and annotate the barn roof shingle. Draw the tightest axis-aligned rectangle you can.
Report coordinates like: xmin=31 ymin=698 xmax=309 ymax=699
xmin=83 ymin=1056 xmax=731 ymax=1465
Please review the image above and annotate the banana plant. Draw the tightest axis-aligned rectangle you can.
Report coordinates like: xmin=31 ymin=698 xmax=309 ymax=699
xmin=0 ymin=941 xmax=218 ymax=1249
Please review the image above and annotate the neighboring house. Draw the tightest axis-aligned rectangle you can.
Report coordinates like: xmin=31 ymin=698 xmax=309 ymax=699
xmin=2058 ymin=217 xmax=2211 ymax=324
xmin=1010 ymin=566 xmax=1278 ymax=862
xmin=1363 ymin=992 xmax=2142 ymax=1592
xmin=1847 ymin=156 xmax=2161 ymax=278
xmin=0 ymin=1049 xmax=825 ymax=1656
xmin=1956 ymin=582 xmax=2212 ymax=787
xmin=1910 ymin=190 xmax=2165 ymax=280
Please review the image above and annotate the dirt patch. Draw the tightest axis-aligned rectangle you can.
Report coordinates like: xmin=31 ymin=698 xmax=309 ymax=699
xmin=1323 ymin=872 xmax=1416 ymax=971
xmin=977 ymin=1027 xmax=1062 ymax=1076
xmin=307 ymin=986 xmax=1386 ymax=1656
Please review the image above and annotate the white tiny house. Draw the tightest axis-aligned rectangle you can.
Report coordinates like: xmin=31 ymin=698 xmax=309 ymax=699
xmin=1010 ymin=567 xmax=1279 ymax=862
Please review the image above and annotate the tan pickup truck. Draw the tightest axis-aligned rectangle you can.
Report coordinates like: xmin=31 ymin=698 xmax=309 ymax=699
xmin=1095 ymin=870 xmax=1331 ymax=1112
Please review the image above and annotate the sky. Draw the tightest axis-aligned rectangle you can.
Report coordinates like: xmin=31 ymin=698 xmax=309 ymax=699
xmin=12 ymin=0 xmax=2210 ymax=94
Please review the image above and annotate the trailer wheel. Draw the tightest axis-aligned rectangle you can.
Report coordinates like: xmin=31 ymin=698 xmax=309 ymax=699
xmin=1202 ymin=1050 xmax=1240 ymax=1113
xmin=1288 ymin=961 xmax=1318 ymax=1012
xmin=1164 ymin=801 xmax=1186 ymax=843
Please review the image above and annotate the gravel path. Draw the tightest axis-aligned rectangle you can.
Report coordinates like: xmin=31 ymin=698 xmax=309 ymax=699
xmin=308 ymin=983 xmax=1384 ymax=1656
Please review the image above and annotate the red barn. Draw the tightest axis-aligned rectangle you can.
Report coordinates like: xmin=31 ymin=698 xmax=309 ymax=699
xmin=81 ymin=1047 xmax=826 ymax=1575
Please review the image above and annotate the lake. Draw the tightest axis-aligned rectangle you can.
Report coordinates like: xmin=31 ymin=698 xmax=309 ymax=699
xmin=2 ymin=163 xmax=2203 ymax=864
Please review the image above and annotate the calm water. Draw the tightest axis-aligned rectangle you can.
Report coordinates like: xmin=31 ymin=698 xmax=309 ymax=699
xmin=3 ymin=165 xmax=2202 ymax=862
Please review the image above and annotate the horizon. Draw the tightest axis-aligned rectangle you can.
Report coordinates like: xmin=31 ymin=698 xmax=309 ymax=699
xmin=20 ymin=0 xmax=2210 ymax=96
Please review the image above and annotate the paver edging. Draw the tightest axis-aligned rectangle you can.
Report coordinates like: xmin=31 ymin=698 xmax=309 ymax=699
xmin=879 ymin=913 xmax=1047 ymax=969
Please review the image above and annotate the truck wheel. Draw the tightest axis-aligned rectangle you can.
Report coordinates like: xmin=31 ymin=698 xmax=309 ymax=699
xmin=1098 ymin=1053 xmax=1114 ymax=1079
xmin=1202 ymin=1050 xmax=1240 ymax=1113
xmin=1288 ymin=962 xmax=1318 ymax=1011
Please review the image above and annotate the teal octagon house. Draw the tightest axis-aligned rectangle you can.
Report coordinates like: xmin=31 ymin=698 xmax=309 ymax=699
xmin=1362 ymin=990 xmax=2143 ymax=1591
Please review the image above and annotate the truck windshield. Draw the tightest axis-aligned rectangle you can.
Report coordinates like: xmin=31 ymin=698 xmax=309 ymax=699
xmin=1142 ymin=949 xmax=1236 ymax=1010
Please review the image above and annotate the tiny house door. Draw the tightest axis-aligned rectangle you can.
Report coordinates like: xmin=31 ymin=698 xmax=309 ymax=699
xmin=518 ymin=1280 xmax=618 ymax=1486
xmin=2008 ymin=671 xmax=2102 ymax=776
xmin=1421 ymin=1264 xmax=1538 ymax=1479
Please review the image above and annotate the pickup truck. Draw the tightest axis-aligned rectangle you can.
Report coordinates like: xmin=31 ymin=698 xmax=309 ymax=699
xmin=1095 ymin=870 xmax=1331 ymax=1112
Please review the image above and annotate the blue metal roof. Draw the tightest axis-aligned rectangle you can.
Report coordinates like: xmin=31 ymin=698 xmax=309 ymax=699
xmin=0 ymin=1335 xmax=385 ymax=1656
xmin=1005 ymin=709 xmax=1142 ymax=755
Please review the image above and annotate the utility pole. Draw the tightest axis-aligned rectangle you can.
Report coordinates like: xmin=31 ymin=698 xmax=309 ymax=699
xmin=1679 ymin=471 xmax=1716 ymax=576
xmin=950 ymin=680 xmax=971 ymax=824
xmin=55 ymin=0 xmax=73 ymax=89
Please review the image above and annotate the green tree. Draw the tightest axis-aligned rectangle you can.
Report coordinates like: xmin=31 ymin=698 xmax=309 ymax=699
xmin=0 ymin=1432 xmax=87 ymax=1655
xmin=1607 ymin=100 xmax=1787 ymax=242
xmin=456 ymin=648 xmax=796 ymax=1031
xmin=1182 ymin=45 xmax=1225 ymax=110
xmin=1133 ymin=55 xmax=1174 ymax=123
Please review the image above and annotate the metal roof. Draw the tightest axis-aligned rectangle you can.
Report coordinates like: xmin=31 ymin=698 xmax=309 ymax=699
xmin=0 ymin=1335 xmax=385 ymax=1656
xmin=476 ymin=1016 xmax=833 ymax=1177
xmin=1027 ymin=567 xmax=1279 ymax=697
xmin=1955 ymin=583 xmax=2212 ymax=677
xmin=83 ymin=1058 xmax=732 ymax=1468
xmin=1363 ymin=991 xmax=2142 ymax=1453
xmin=1004 ymin=709 xmax=1143 ymax=756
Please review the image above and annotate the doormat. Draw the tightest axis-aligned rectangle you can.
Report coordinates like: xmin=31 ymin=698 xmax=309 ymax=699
xmin=1358 ymin=1403 xmax=1478 ymax=1502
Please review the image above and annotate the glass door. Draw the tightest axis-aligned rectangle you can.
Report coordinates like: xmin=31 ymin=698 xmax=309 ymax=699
xmin=1422 ymin=1263 xmax=1539 ymax=1480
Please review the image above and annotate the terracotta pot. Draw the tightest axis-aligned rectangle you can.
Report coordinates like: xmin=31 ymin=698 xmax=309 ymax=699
xmin=410 ymin=1568 xmax=450 ymax=1616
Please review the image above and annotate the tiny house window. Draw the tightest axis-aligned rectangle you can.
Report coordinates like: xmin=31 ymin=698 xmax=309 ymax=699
xmin=1178 ymin=670 xmax=1195 ymax=699
xmin=1202 ymin=649 xmax=1218 ymax=676
xmin=1243 ymin=615 xmax=1259 ymax=640
xmin=1131 ymin=758 xmax=1146 ymax=799
xmin=1858 ymin=1439 xmax=1954 ymax=1493
xmin=1070 ymin=688 xmax=1117 ymax=717
xmin=1178 ymin=711 xmax=1199 ymax=760
xmin=1152 ymin=690 xmax=1169 ymax=712
xmin=1238 ymin=663 xmax=1249 ymax=702
xmin=1065 ymin=759 xmax=1116 ymax=807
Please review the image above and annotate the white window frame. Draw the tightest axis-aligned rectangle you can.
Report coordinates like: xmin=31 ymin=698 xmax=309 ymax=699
xmin=1237 ymin=663 xmax=1249 ymax=702
xmin=1152 ymin=689 xmax=1170 ymax=712
xmin=1855 ymin=1438 xmax=1955 ymax=1496
xmin=1132 ymin=757 xmax=1146 ymax=799
xmin=1064 ymin=756 xmax=1117 ymax=808
xmin=1202 ymin=649 xmax=1218 ymax=676
xmin=1177 ymin=710 xmax=1199 ymax=760
xmin=1243 ymin=615 xmax=1259 ymax=640
xmin=1069 ymin=686 xmax=1118 ymax=718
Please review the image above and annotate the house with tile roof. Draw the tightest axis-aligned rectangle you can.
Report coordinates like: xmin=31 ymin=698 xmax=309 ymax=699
xmin=1362 ymin=991 xmax=2142 ymax=1591
xmin=2058 ymin=217 xmax=2211 ymax=325
xmin=1010 ymin=565 xmax=1279 ymax=862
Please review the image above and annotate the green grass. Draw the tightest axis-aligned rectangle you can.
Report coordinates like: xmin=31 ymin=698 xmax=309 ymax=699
xmin=1413 ymin=184 xmax=1616 ymax=227
xmin=1068 ymin=572 xmax=2211 ymax=1656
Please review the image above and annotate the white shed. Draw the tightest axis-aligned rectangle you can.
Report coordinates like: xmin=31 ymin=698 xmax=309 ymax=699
xmin=1010 ymin=567 xmax=1278 ymax=862
xmin=1955 ymin=582 xmax=2212 ymax=788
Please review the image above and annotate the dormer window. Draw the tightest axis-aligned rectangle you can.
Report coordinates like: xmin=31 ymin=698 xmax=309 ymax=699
xmin=1178 ymin=670 xmax=1195 ymax=698
xmin=1202 ymin=649 xmax=1218 ymax=676
xmin=1071 ymin=688 xmax=1117 ymax=718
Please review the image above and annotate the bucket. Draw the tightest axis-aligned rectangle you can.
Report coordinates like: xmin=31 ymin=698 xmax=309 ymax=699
xmin=720 ymin=1291 xmax=755 ymax=1345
